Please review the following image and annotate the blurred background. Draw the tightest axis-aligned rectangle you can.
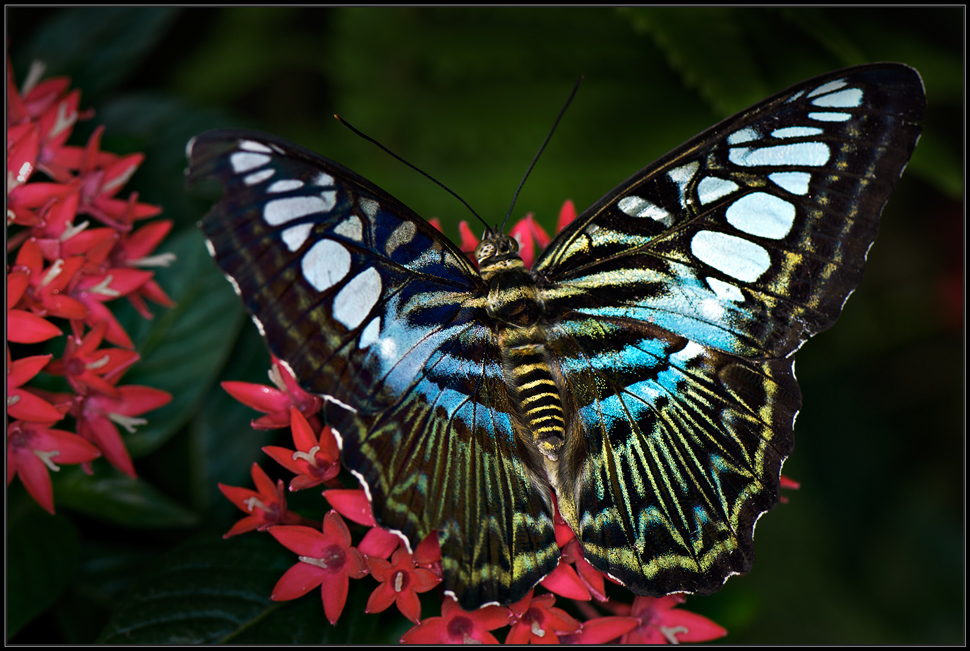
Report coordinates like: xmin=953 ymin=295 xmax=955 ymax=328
xmin=7 ymin=7 xmax=963 ymax=644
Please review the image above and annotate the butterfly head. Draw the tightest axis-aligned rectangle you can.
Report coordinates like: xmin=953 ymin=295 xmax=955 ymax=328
xmin=474 ymin=228 xmax=522 ymax=273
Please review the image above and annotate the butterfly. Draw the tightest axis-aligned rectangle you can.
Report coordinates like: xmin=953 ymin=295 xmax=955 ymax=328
xmin=188 ymin=63 xmax=924 ymax=610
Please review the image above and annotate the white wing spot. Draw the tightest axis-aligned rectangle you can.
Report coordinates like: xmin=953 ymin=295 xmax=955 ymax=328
xmin=808 ymin=79 xmax=848 ymax=97
xmin=282 ymin=223 xmax=313 ymax=251
xmin=618 ymin=195 xmax=671 ymax=224
xmin=302 ymin=239 xmax=351 ymax=292
xmin=727 ymin=127 xmax=760 ymax=145
xmin=725 ymin=192 xmax=796 ymax=240
xmin=668 ymin=161 xmax=699 ymax=202
xmin=230 ymin=152 xmax=270 ymax=174
xmin=333 ymin=267 xmax=382 ymax=330
xmin=239 ymin=140 xmax=273 ymax=153
xmin=312 ymin=172 xmax=335 ymax=187
xmin=244 ymin=168 xmax=275 ymax=186
xmin=268 ymin=179 xmax=304 ymax=193
xmin=264 ymin=193 xmax=336 ymax=225
xmin=812 ymin=88 xmax=863 ymax=108
xmin=769 ymin=171 xmax=812 ymax=195
xmin=334 ymin=214 xmax=364 ymax=241
xmin=771 ymin=126 xmax=824 ymax=139
xmin=359 ymin=316 xmax=381 ymax=349
xmin=691 ymin=230 xmax=771 ymax=283
xmin=359 ymin=197 xmax=380 ymax=218
xmin=385 ymin=221 xmax=417 ymax=256
xmin=808 ymin=111 xmax=851 ymax=122
xmin=729 ymin=142 xmax=829 ymax=167
xmin=697 ymin=177 xmax=739 ymax=205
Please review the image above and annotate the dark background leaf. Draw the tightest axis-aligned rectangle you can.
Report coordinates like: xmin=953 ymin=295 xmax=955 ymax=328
xmin=7 ymin=6 xmax=962 ymax=644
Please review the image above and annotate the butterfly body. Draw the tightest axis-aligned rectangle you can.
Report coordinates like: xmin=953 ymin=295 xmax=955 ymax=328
xmin=189 ymin=63 xmax=924 ymax=609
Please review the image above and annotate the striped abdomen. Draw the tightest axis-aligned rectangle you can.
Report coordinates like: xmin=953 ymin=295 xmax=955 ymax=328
xmin=500 ymin=325 xmax=566 ymax=461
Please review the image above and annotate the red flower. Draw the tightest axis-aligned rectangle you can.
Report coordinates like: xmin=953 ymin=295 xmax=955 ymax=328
xmin=541 ymin=519 xmax=610 ymax=602
xmin=505 ymin=590 xmax=581 ymax=644
xmin=7 ymin=269 xmax=63 ymax=343
xmin=7 ymin=419 xmax=101 ymax=514
xmin=618 ymin=595 xmax=727 ymax=644
xmin=323 ymin=487 xmax=375 ymax=527
xmin=219 ymin=463 xmax=313 ymax=537
xmin=508 ymin=213 xmax=551 ymax=269
xmin=269 ymin=511 xmax=368 ymax=625
xmin=70 ymin=384 xmax=172 ymax=477
xmin=262 ymin=407 xmax=340 ymax=491
xmin=779 ymin=474 xmax=800 ymax=504
xmin=400 ymin=596 xmax=511 ymax=644
xmin=222 ymin=357 xmax=324 ymax=430
xmin=557 ymin=615 xmax=639 ymax=644
xmin=357 ymin=525 xmax=402 ymax=559
xmin=70 ymin=264 xmax=154 ymax=348
xmin=111 ymin=219 xmax=176 ymax=319
xmin=7 ymin=353 xmax=66 ymax=422
xmin=7 ymin=55 xmax=172 ymax=515
xmin=58 ymin=125 xmax=161 ymax=231
xmin=45 ymin=321 xmax=139 ymax=398
xmin=11 ymin=237 xmax=88 ymax=321
xmin=365 ymin=547 xmax=441 ymax=623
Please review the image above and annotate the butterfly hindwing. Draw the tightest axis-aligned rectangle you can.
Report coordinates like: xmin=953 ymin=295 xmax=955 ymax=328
xmin=188 ymin=130 xmax=558 ymax=608
xmin=532 ymin=64 xmax=924 ymax=595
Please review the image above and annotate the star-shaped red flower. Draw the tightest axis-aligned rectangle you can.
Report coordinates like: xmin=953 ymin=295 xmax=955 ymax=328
xmin=400 ymin=596 xmax=511 ymax=644
xmin=262 ymin=407 xmax=340 ymax=491
xmin=219 ymin=463 xmax=312 ymax=537
xmin=269 ymin=511 xmax=368 ymax=625
xmin=365 ymin=547 xmax=440 ymax=623
xmin=222 ymin=357 xmax=324 ymax=430
xmin=7 ymin=419 xmax=101 ymax=514
xmin=505 ymin=590 xmax=581 ymax=644
xmin=619 ymin=594 xmax=727 ymax=644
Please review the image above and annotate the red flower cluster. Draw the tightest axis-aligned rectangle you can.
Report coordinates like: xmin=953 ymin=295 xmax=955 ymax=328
xmin=7 ymin=58 xmax=173 ymax=513
xmin=217 ymin=203 xmax=732 ymax=643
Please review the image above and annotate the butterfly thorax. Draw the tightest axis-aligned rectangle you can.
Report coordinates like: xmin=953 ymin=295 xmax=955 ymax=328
xmin=476 ymin=231 xmax=566 ymax=462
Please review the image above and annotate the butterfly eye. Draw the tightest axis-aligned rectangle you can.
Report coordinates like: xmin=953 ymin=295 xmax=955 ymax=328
xmin=475 ymin=241 xmax=496 ymax=262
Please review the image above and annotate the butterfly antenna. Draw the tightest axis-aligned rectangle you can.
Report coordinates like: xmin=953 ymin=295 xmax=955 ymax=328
xmin=334 ymin=114 xmax=490 ymax=231
xmin=501 ymin=76 xmax=583 ymax=233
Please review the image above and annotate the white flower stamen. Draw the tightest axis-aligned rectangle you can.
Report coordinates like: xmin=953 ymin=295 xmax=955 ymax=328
xmin=41 ymin=259 xmax=65 ymax=287
xmin=60 ymin=220 xmax=90 ymax=241
xmin=107 ymin=412 xmax=147 ymax=433
xmin=292 ymin=445 xmax=320 ymax=465
xmin=660 ymin=625 xmax=689 ymax=644
xmin=34 ymin=448 xmax=62 ymax=472
xmin=89 ymin=274 xmax=121 ymax=297
xmin=128 ymin=252 xmax=176 ymax=268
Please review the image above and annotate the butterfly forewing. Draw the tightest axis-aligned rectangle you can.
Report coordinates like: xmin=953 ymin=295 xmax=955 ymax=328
xmin=188 ymin=130 xmax=559 ymax=608
xmin=533 ymin=64 xmax=924 ymax=595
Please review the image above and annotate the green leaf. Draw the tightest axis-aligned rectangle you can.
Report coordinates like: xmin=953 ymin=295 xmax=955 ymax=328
xmin=99 ymin=531 xmax=414 ymax=643
xmin=51 ymin=464 xmax=199 ymax=529
xmin=98 ymin=533 xmax=301 ymax=643
xmin=116 ymin=228 xmax=246 ymax=458
xmin=14 ymin=7 xmax=180 ymax=102
xmin=621 ymin=7 xmax=771 ymax=115
xmin=189 ymin=324 xmax=279 ymax=512
xmin=7 ymin=499 xmax=81 ymax=638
